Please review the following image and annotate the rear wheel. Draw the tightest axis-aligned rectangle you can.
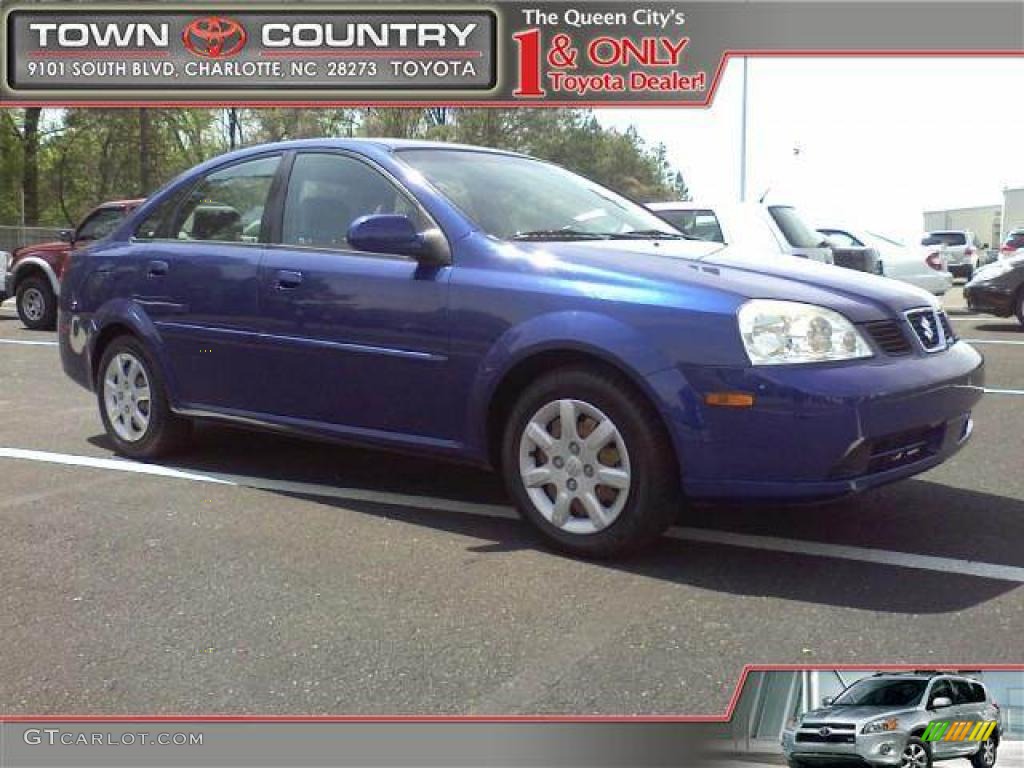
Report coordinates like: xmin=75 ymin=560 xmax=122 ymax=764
xmin=971 ymin=736 xmax=997 ymax=768
xmin=97 ymin=336 xmax=191 ymax=458
xmin=501 ymin=367 xmax=681 ymax=558
xmin=16 ymin=276 xmax=57 ymax=331
xmin=1015 ymin=288 xmax=1024 ymax=327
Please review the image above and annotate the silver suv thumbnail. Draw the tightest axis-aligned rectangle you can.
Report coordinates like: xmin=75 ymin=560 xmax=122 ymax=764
xmin=782 ymin=673 xmax=1002 ymax=768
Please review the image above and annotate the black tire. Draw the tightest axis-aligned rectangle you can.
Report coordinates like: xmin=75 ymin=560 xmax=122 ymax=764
xmin=901 ymin=737 xmax=933 ymax=768
xmin=16 ymin=276 xmax=57 ymax=331
xmin=1015 ymin=288 xmax=1024 ymax=328
xmin=500 ymin=366 xmax=682 ymax=558
xmin=971 ymin=736 xmax=998 ymax=768
xmin=786 ymin=760 xmax=808 ymax=768
xmin=96 ymin=335 xmax=191 ymax=459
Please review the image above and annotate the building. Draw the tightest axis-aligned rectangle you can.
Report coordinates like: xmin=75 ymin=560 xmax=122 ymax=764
xmin=923 ymin=204 xmax=1002 ymax=249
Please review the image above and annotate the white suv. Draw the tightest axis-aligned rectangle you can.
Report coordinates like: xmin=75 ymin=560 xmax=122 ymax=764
xmin=922 ymin=230 xmax=986 ymax=280
xmin=783 ymin=673 xmax=1002 ymax=768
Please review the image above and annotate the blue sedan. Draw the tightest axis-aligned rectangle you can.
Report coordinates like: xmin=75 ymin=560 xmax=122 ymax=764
xmin=59 ymin=139 xmax=984 ymax=556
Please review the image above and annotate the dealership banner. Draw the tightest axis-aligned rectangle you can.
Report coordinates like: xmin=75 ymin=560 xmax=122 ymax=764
xmin=1 ymin=1 xmax=1023 ymax=105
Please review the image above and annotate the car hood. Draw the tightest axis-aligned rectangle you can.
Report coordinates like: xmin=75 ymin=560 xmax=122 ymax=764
xmin=802 ymin=705 xmax=918 ymax=724
xmin=511 ymin=239 xmax=938 ymax=323
xmin=13 ymin=240 xmax=66 ymax=259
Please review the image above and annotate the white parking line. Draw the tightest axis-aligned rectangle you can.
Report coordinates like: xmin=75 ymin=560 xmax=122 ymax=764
xmin=0 ymin=338 xmax=57 ymax=347
xmin=964 ymin=338 xmax=1024 ymax=346
xmin=2 ymin=446 xmax=1024 ymax=583
xmin=985 ymin=388 xmax=1024 ymax=396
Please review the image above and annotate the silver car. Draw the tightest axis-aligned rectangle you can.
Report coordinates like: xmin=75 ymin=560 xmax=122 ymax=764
xmin=922 ymin=230 xmax=987 ymax=280
xmin=782 ymin=673 xmax=1002 ymax=768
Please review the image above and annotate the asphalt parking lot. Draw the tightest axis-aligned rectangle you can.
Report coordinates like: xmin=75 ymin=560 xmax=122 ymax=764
xmin=1 ymin=286 xmax=1022 ymax=717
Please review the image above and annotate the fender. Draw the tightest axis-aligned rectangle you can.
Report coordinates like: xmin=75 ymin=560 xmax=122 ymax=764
xmin=84 ymin=298 xmax=183 ymax=407
xmin=10 ymin=256 xmax=61 ymax=296
xmin=465 ymin=310 xmax=700 ymax=465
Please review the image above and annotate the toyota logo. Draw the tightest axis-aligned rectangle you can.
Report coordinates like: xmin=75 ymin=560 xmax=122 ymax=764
xmin=818 ymin=727 xmax=832 ymax=738
xmin=182 ymin=16 xmax=247 ymax=59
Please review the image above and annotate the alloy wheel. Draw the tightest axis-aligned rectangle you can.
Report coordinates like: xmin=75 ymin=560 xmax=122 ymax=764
xmin=518 ymin=398 xmax=631 ymax=535
xmin=981 ymin=738 xmax=996 ymax=767
xmin=103 ymin=352 xmax=152 ymax=442
xmin=21 ymin=287 xmax=45 ymax=322
xmin=901 ymin=743 xmax=929 ymax=768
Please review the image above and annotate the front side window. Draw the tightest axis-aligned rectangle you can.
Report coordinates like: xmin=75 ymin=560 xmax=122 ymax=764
xmin=173 ymin=155 xmax=281 ymax=243
xmin=658 ymin=209 xmax=724 ymax=243
xmin=929 ymin=679 xmax=953 ymax=706
xmin=822 ymin=230 xmax=861 ymax=248
xmin=76 ymin=208 xmax=126 ymax=242
xmin=397 ymin=149 xmax=678 ymax=241
xmin=282 ymin=153 xmax=426 ymax=250
xmin=832 ymin=678 xmax=928 ymax=707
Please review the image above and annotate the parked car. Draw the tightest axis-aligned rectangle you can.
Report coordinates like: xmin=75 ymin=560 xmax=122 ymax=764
xmin=964 ymin=255 xmax=1024 ymax=326
xmin=817 ymin=228 xmax=883 ymax=275
xmin=819 ymin=227 xmax=953 ymax=296
xmin=783 ymin=672 xmax=1002 ymax=768
xmin=998 ymin=228 xmax=1024 ymax=260
xmin=59 ymin=140 xmax=984 ymax=557
xmin=0 ymin=249 xmax=10 ymax=305
xmin=6 ymin=198 xmax=143 ymax=330
xmin=921 ymin=229 xmax=986 ymax=280
xmin=648 ymin=201 xmax=836 ymax=265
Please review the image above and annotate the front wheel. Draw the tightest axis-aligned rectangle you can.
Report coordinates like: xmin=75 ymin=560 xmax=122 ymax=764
xmin=16 ymin=276 xmax=57 ymax=331
xmin=971 ymin=736 xmax=997 ymax=768
xmin=1015 ymin=289 xmax=1024 ymax=328
xmin=901 ymin=738 xmax=932 ymax=768
xmin=501 ymin=367 xmax=682 ymax=558
xmin=97 ymin=336 xmax=191 ymax=459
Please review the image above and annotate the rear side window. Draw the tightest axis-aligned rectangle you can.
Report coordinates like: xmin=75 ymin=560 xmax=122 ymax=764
xmin=951 ymin=680 xmax=973 ymax=705
xmin=173 ymin=155 xmax=282 ymax=243
xmin=76 ymin=208 xmax=125 ymax=242
xmin=657 ymin=209 xmax=724 ymax=243
xmin=923 ymin=232 xmax=967 ymax=247
xmin=281 ymin=153 xmax=426 ymax=250
xmin=767 ymin=206 xmax=822 ymax=248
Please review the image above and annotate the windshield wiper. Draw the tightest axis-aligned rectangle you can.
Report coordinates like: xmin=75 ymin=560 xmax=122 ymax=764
xmin=607 ymin=229 xmax=702 ymax=241
xmin=510 ymin=229 xmax=611 ymax=241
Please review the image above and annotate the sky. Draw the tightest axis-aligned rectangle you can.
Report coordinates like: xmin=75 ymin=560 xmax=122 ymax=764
xmin=596 ymin=57 xmax=1024 ymax=241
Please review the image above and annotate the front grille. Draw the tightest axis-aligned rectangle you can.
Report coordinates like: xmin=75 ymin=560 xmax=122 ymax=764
xmin=864 ymin=320 xmax=911 ymax=355
xmin=796 ymin=731 xmax=856 ymax=744
xmin=802 ymin=723 xmax=856 ymax=730
xmin=906 ymin=308 xmax=948 ymax=352
xmin=938 ymin=311 xmax=956 ymax=344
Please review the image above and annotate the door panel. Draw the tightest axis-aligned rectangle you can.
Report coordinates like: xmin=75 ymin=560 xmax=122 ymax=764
xmin=254 ymin=152 xmax=453 ymax=441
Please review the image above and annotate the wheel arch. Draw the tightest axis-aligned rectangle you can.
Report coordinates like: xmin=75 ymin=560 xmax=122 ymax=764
xmin=10 ymin=257 xmax=60 ymax=297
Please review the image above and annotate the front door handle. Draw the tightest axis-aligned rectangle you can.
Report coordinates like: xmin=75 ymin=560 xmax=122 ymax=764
xmin=275 ymin=270 xmax=304 ymax=290
xmin=147 ymin=260 xmax=169 ymax=277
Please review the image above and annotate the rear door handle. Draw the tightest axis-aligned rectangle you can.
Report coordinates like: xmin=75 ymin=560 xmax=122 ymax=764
xmin=147 ymin=260 xmax=169 ymax=277
xmin=275 ymin=269 xmax=303 ymax=289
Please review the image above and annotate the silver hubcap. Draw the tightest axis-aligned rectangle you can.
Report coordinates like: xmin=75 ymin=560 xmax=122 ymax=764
xmin=982 ymin=738 xmax=995 ymax=766
xmin=901 ymin=743 xmax=928 ymax=768
xmin=518 ymin=398 xmax=631 ymax=535
xmin=22 ymin=287 xmax=45 ymax=321
xmin=103 ymin=352 xmax=152 ymax=443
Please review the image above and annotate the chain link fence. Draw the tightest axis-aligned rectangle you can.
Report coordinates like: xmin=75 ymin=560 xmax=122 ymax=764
xmin=0 ymin=226 xmax=64 ymax=254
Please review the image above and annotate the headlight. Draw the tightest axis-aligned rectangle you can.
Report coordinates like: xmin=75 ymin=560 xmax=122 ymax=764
xmin=785 ymin=714 xmax=801 ymax=730
xmin=862 ymin=717 xmax=899 ymax=735
xmin=738 ymin=300 xmax=873 ymax=365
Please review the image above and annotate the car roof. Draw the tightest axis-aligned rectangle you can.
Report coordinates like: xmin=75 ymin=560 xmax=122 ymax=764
xmin=209 ymin=137 xmax=529 ymax=161
xmin=100 ymin=198 xmax=145 ymax=209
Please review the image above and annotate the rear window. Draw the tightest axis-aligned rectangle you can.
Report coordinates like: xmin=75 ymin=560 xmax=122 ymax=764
xmin=767 ymin=206 xmax=822 ymax=248
xmin=656 ymin=209 xmax=724 ymax=243
xmin=923 ymin=231 xmax=967 ymax=247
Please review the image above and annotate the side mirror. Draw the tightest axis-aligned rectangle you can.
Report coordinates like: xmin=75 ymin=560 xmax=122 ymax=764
xmin=821 ymin=697 xmax=835 ymax=707
xmin=347 ymin=214 xmax=448 ymax=264
xmin=58 ymin=229 xmax=74 ymax=243
xmin=931 ymin=697 xmax=953 ymax=710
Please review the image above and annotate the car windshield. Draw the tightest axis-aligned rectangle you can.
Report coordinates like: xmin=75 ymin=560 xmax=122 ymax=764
xmin=397 ymin=149 xmax=681 ymax=241
xmin=923 ymin=232 xmax=967 ymax=247
xmin=832 ymin=679 xmax=928 ymax=707
xmin=767 ymin=206 xmax=824 ymax=248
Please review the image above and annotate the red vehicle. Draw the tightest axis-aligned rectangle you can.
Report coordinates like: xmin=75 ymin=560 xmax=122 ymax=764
xmin=6 ymin=199 xmax=143 ymax=330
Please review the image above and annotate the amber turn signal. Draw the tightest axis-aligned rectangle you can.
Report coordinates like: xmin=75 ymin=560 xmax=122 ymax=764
xmin=704 ymin=392 xmax=755 ymax=408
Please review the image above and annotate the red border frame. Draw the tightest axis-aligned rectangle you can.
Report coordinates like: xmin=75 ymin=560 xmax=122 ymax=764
xmin=3 ymin=49 xmax=1024 ymax=108
xmin=2 ymin=664 xmax=1022 ymax=723
xmin=1 ymin=46 xmax=1023 ymax=726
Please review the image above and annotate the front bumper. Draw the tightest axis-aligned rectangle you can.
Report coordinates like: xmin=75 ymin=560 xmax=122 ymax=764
xmin=782 ymin=728 xmax=907 ymax=766
xmin=652 ymin=342 xmax=984 ymax=500
xmin=964 ymin=283 xmax=1016 ymax=317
